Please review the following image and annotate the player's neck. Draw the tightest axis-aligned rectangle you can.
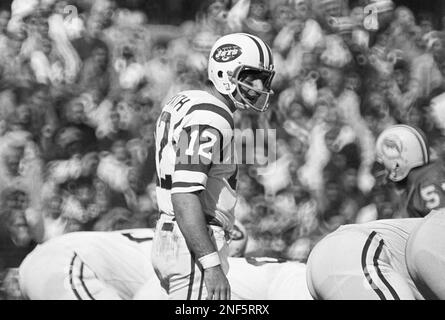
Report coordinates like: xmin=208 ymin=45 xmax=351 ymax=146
xmin=205 ymin=83 xmax=238 ymax=113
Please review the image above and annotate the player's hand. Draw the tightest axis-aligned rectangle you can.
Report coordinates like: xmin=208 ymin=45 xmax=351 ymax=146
xmin=203 ymin=265 xmax=231 ymax=300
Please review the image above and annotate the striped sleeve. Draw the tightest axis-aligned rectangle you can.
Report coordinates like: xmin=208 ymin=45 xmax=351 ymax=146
xmin=173 ymin=103 xmax=234 ymax=144
xmin=172 ymin=124 xmax=226 ymax=194
xmin=171 ymin=102 xmax=234 ymax=194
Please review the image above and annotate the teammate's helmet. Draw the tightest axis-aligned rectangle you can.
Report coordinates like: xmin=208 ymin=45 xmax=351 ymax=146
xmin=228 ymin=220 xmax=248 ymax=257
xmin=375 ymin=124 xmax=430 ymax=182
xmin=208 ymin=33 xmax=275 ymax=112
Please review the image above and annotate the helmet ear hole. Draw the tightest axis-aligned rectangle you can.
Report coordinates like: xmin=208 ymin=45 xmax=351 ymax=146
xmin=217 ymin=71 xmax=223 ymax=78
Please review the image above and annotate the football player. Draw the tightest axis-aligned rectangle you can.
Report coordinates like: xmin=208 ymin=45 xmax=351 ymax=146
xmin=153 ymin=32 xmax=275 ymax=300
xmin=19 ymin=229 xmax=155 ymax=300
xmin=374 ymin=124 xmax=445 ymax=217
xmin=306 ymin=217 xmax=428 ymax=300
xmin=405 ymin=208 xmax=445 ymax=299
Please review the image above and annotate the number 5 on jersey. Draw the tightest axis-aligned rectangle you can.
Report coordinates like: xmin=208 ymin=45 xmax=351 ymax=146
xmin=420 ymin=184 xmax=445 ymax=210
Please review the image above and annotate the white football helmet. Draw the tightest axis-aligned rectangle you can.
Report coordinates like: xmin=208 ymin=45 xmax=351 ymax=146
xmin=208 ymin=33 xmax=275 ymax=112
xmin=375 ymin=124 xmax=430 ymax=182
xmin=228 ymin=220 xmax=248 ymax=257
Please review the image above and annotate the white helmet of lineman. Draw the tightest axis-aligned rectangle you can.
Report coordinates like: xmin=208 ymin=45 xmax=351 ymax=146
xmin=228 ymin=220 xmax=248 ymax=257
xmin=375 ymin=124 xmax=430 ymax=182
xmin=208 ymin=33 xmax=275 ymax=112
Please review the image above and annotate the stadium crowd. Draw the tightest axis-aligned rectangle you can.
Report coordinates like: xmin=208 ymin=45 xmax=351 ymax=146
xmin=1 ymin=0 xmax=445 ymax=299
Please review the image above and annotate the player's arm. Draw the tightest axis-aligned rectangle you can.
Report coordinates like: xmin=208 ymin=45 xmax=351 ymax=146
xmin=172 ymin=193 xmax=230 ymax=300
xmin=171 ymin=125 xmax=230 ymax=300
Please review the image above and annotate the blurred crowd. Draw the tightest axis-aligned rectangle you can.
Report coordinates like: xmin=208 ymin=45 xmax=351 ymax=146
xmin=2 ymin=0 xmax=445 ymax=299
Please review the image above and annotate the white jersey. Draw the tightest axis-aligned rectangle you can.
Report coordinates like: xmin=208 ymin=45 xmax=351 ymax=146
xmin=155 ymin=90 xmax=238 ymax=230
xmin=19 ymin=229 xmax=155 ymax=300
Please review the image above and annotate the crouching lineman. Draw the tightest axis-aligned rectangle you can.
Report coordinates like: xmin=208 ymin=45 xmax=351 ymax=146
xmin=405 ymin=208 xmax=445 ymax=299
xmin=19 ymin=229 xmax=155 ymax=300
xmin=374 ymin=124 xmax=445 ymax=217
xmin=306 ymin=218 xmax=426 ymax=300
xmin=305 ymin=124 xmax=445 ymax=300
xmin=19 ymin=220 xmax=247 ymax=300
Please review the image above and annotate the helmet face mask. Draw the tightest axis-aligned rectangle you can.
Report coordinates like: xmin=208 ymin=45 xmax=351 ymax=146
xmin=372 ymin=160 xmax=390 ymax=185
xmin=229 ymin=65 xmax=275 ymax=112
xmin=376 ymin=157 xmax=402 ymax=183
xmin=208 ymin=33 xmax=275 ymax=112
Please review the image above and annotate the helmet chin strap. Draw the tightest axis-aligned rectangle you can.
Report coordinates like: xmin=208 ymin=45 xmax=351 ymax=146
xmin=228 ymin=89 xmax=248 ymax=110
xmin=225 ymin=72 xmax=249 ymax=110
xmin=208 ymin=83 xmax=239 ymax=111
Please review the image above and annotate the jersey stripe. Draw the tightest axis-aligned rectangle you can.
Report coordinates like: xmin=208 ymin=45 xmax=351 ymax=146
xmin=69 ymin=254 xmax=82 ymax=300
xmin=373 ymin=239 xmax=400 ymax=300
xmin=79 ymin=262 xmax=96 ymax=300
xmin=172 ymin=182 xmax=204 ymax=189
xmin=171 ymin=185 xmax=206 ymax=194
xmin=175 ymin=163 xmax=211 ymax=173
xmin=121 ymin=232 xmax=153 ymax=242
xmin=361 ymin=231 xmax=386 ymax=299
xmin=156 ymin=173 xmax=172 ymax=190
xmin=174 ymin=103 xmax=234 ymax=131
xmin=173 ymin=170 xmax=208 ymax=185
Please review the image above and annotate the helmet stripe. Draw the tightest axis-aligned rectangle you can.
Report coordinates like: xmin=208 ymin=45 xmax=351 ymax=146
xmin=263 ymin=42 xmax=273 ymax=68
xmin=244 ymin=34 xmax=264 ymax=66
xmin=396 ymin=125 xmax=429 ymax=164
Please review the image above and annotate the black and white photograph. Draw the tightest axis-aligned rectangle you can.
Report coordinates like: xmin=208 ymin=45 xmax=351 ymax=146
xmin=0 ymin=0 xmax=445 ymax=307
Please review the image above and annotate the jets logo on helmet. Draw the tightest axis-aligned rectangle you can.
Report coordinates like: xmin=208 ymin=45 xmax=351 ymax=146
xmin=213 ymin=44 xmax=242 ymax=62
xmin=375 ymin=125 xmax=430 ymax=182
xmin=208 ymin=33 xmax=275 ymax=112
